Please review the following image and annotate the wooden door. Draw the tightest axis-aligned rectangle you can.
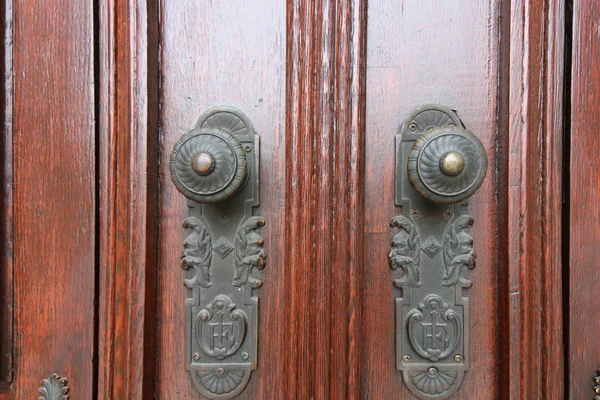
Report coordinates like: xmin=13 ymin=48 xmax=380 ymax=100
xmin=0 ymin=0 xmax=598 ymax=399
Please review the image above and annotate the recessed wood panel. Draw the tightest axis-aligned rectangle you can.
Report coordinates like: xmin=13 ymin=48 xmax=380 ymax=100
xmin=156 ymin=2 xmax=286 ymax=398
xmin=363 ymin=1 xmax=502 ymax=398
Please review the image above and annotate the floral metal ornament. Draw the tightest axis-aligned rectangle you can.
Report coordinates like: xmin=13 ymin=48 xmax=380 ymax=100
xmin=392 ymin=105 xmax=487 ymax=399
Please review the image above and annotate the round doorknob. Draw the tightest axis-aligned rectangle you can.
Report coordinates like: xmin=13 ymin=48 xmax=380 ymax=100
xmin=407 ymin=125 xmax=487 ymax=204
xmin=170 ymin=128 xmax=248 ymax=203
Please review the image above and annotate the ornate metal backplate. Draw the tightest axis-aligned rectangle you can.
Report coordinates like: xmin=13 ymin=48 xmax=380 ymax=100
xmin=171 ymin=107 xmax=265 ymax=399
xmin=391 ymin=105 xmax=486 ymax=399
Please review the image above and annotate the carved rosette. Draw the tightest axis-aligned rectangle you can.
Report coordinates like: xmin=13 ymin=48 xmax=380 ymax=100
xmin=38 ymin=373 xmax=69 ymax=400
xmin=389 ymin=215 xmax=421 ymax=287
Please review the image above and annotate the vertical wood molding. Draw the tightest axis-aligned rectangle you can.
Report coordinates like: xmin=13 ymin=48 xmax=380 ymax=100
xmin=97 ymin=0 xmax=150 ymax=398
xmin=0 ymin=0 xmax=12 ymax=389
xmin=507 ymin=0 xmax=565 ymax=398
xmin=568 ymin=0 xmax=600 ymax=396
xmin=284 ymin=1 xmax=366 ymax=398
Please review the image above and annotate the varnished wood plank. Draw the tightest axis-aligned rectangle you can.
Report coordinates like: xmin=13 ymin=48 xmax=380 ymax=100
xmin=156 ymin=1 xmax=286 ymax=398
xmin=507 ymin=0 xmax=565 ymax=398
xmin=568 ymin=0 xmax=600 ymax=395
xmin=363 ymin=1 xmax=502 ymax=398
xmin=12 ymin=0 xmax=95 ymax=397
xmin=97 ymin=0 xmax=151 ymax=398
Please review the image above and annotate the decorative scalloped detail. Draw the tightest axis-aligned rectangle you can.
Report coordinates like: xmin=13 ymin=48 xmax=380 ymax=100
xmin=38 ymin=373 xmax=69 ymax=400
xmin=407 ymin=109 xmax=459 ymax=133
xmin=407 ymin=126 xmax=487 ymax=204
xmin=408 ymin=369 xmax=458 ymax=396
xmin=170 ymin=129 xmax=248 ymax=203
xmin=201 ymin=112 xmax=249 ymax=136
xmin=196 ymin=369 xmax=246 ymax=396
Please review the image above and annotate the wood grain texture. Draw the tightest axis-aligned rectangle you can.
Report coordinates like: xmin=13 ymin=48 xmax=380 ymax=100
xmin=507 ymin=0 xmax=565 ymax=398
xmin=285 ymin=0 xmax=366 ymax=398
xmin=568 ymin=0 xmax=600 ymax=396
xmin=0 ymin=0 xmax=12 ymax=389
xmin=156 ymin=1 xmax=287 ymax=398
xmin=363 ymin=1 xmax=502 ymax=398
xmin=97 ymin=0 xmax=151 ymax=398
xmin=12 ymin=0 xmax=95 ymax=398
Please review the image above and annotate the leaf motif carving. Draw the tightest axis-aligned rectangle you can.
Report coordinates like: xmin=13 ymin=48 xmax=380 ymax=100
xmin=181 ymin=216 xmax=212 ymax=288
xmin=389 ymin=215 xmax=421 ymax=287
xmin=233 ymin=216 xmax=266 ymax=288
xmin=442 ymin=215 xmax=476 ymax=287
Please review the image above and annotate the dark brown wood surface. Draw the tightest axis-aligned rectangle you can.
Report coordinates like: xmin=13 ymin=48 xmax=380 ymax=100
xmin=284 ymin=0 xmax=366 ymax=398
xmin=568 ymin=0 xmax=600 ymax=396
xmin=11 ymin=0 xmax=96 ymax=398
xmin=507 ymin=0 xmax=565 ymax=398
xmin=0 ymin=0 xmax=12 ymax=389
xmin=155 ymin=1 xmax=287 ymax=398
xmin=363 ymin=1 xmax=503 ymax=398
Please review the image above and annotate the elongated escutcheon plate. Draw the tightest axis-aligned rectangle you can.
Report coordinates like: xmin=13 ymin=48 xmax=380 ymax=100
xmin=170 ymin=107 xmax=265 ymax=399
xmin=390 ymin=105 xmax=487 ymax=399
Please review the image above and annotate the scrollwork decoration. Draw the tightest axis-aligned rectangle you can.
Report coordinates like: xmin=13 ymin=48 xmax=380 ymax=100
xmin=233 ymin=217 xmax=266 ymax=288
xmin=181 ymin=216 xmax=212 ymax=288
xmin=38 ymin=373 xmax=69 ymax=400
xmin=389 ymin=215 xmax=421 ymax=287
xmin=442 ymin=215 xmax=476 ymax=287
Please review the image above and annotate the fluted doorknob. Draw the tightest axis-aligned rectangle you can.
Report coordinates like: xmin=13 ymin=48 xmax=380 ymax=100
xmin=407 ymin=125 xmax=488 ymax=204
xmin=170 ymin=127 xmax=248 ymax=203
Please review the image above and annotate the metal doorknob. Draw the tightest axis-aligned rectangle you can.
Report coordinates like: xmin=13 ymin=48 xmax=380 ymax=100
xmin=170 ymin=128 xmax=248 ymax=203
xmin=407 ymin=125 xmax=488 ymax=204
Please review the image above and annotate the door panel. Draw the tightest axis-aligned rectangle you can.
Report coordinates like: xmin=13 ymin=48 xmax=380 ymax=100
xmin=363 ymin=1 xmax=502 ymax=398
xmin=156 ymin=1 xmax=286 ymax=398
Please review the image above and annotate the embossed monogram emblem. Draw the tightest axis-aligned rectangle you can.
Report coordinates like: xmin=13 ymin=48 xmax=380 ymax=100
xmin=196 ymin=295 xmax=247 ymax=359
xmin=407 ymin=295 xmax=461 ymax=361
